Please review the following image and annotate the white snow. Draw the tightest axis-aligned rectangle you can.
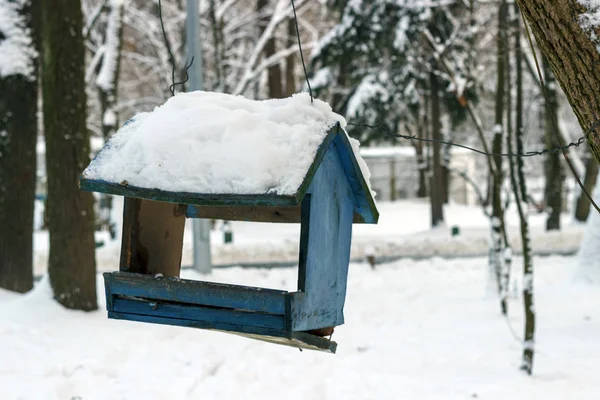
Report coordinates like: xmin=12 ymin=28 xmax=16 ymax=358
xmin=102 ymin=109 xmax=117 ymax=127
xmin=32 ymin=198 xmax=585 ymax=277
xmin=310 ymin=66 xmax=333 ymax=89
xmin=578 ymin=0 xmax=600 ymax=53
xmin=0 ymin=0 xmax=37 ymax=79
xmin=393 ymin=15 xmax=411 ymax=51
xmin=2 ymin=255 xmax=600 ymax=399
xmin=83 ymin=92 xmax=373 ymax=197
xmin=346 ymin=75 xmax=389 ymax=118
xmin=96 ymin=0 xmax=124 ymax=92
xmin=576 ymin=173 xmax=600 ymax=282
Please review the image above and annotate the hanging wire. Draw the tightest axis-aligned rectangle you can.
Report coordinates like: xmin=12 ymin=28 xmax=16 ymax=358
xmin=154 ymin=0 xmax=598 ymax=172
xmin=291 ymin=0 xmax=313 ymax=103
xmin=158 ymin=0 xmax=194 ymax=96
xmin=347 ymin=122 xmax=588 ymax=158
xmin=286 ymin=1 xmax=600 ymax=174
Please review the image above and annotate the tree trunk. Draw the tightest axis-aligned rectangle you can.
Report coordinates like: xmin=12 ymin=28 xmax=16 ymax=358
xmin=0 ymin=0 xmax=40 ymax=293
xmin=516 ymin=0 xmax=600 ymax=164
xmin=542 ymin=56 xmax=563 ymax=230
xmin=513 ymin=5 xmax=535 ymax=373
xmin=97 ymin=0 xmax=124 ymax=140
xmin=416 ymin=122 xmax=428 ymax=198
xmin=442 ymin=144 xmax=450 ymax=204
xmin=575 ymin=155 xmax=599 ymax=221
xmin=258 ymin=0 xmax=283 ymax=99
xmin=41 ymin=0 xmax=97 ymax=310
xmin=501 ymin=5 xmax=515 ymax=316
xmin=209 ymin=0 xmax=227 ymax=92
xmin=492 ymin=0 xmax=508 ymax=299
xmin=285 ymin=18 xmax=296 ymax=97
xmin=430 ymin=71 xmax=444 ymax=227
xmin=96 ymin=0 xmax=124 ymax=239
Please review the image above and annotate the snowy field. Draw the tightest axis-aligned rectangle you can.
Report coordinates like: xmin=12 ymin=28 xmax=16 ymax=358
xmin=2 ymin=254 xmax=600 ymax=399
xmin=33 ymin=199 xmax=585 ymax=275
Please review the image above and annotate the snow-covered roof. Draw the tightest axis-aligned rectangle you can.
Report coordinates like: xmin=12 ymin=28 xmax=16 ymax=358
xmin=81 ymin=92 xmax=377 ymax=222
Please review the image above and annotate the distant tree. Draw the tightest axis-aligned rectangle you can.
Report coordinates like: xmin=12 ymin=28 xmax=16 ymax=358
xmin=257 ymin=0 xmax=283 ymax=98
xmin=88 ymin=0 xmax=125 ymax=239
xmin=0 ymin=0 xmax=40 ymax=293
xmin=542 ymin=56 xmax=563 ymax=230
xmin=574 ymin=154 xmax=598 ymax=222
xmin=41 ymin=0 xmax=97 ymax=310
xmin=510 ymin=5 xmax=535 ymax=373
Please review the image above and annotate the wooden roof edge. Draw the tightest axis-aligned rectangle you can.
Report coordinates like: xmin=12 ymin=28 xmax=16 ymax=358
xmin=78 ymin=176 xmax=299 ymax=207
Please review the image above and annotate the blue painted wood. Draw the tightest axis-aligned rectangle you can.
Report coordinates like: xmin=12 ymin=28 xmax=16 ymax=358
xmin=112 ymin=297 xmax=285 ymax=329
xmin=290 ymin=142 xmax=355 ymax=331
xmin=108 ymin=311 xmax=337 ymax=353
xmin=332 ymin=126 xmax=379 ymax=224
xmin=104 ymin=272 xmax=287 ymax=315
xmin=104 ymin=272 xmax=114 ymax=312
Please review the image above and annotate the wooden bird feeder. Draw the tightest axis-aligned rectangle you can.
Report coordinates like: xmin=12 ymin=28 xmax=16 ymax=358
xmin=79 ymin=92 xmax=378 ymax=353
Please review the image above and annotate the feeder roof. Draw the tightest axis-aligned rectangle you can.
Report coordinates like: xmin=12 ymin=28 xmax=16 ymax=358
xmin=80 ymin=92 xmax=377 ymax=223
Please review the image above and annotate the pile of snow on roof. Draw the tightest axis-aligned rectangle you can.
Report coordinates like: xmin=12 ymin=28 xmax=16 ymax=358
xmin=83 ymin=92 xmax=373 ymax=197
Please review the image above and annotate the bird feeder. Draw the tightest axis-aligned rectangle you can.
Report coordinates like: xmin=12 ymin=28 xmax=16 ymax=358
xmin=79 ymin=92 xmax=378 ymax=353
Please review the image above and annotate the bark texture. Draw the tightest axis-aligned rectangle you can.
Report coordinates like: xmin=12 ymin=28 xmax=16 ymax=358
xmin=516 ymin=0 xmax=600 ymax=163
xmin=41 ymin=0 xmax=97 ymax=310
xmin=0 ymin=0 xmax=39 ymax=293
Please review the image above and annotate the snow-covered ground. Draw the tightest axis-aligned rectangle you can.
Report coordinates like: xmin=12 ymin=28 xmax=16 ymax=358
xmin=33 ymin=198 xmax=585 ymax=275
xmin=2 ymin=254 xmax=599 ymax=399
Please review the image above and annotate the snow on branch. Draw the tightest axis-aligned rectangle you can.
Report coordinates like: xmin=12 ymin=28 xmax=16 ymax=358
xmin=232 ymin=0 xmax=308 ymax=95
xmin=0 ymin=0 xmax=37 ymax=80
xmin=578 ymin=0 xmax=600 ymax=53
xmin=96 ymin=0 xmax=125 ymax=92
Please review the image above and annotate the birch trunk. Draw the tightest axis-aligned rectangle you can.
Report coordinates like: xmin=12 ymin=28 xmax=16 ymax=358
xmin=514 ymin=4 xmax=535 ymax=373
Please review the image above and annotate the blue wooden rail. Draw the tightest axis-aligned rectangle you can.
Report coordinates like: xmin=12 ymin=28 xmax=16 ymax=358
xmin=103 ymin=272 xmax=337 ymax=353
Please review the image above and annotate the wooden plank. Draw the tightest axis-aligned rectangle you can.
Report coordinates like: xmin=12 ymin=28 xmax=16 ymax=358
xmin=107 ymin=311 xmax=336 ymax=353
xmin=104 ymin=272 xmax=114 ymax=311
xmin=185 ymin=204 xmax=300 ymax=223
xmin=297 ymin=194 xmax=311 ymax=292
xmin=112 ymin=297 xmax=285 ymax=330
xmin=119 ymin=198 xmax=185 ymax=277
xmin=119 ymin=197 xmax=139 ymax=272
xmin=79 ymin=178 xmax=299 ymax=208
xmin=105 ymin=272 xmax=287 ymax=315
xmin=332 ymin=132 xmax=379 ymax=224
xmin=290 ymin=143 xmax=355 ymax=331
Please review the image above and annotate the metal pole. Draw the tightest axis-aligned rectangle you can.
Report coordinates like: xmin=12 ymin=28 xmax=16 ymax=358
xmin=187 ymin=0 xmax=212 ymax=273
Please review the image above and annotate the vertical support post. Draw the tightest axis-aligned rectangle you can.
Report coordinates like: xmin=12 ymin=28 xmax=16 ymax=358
xmin=187 ymin=0 xmax=212 ymax=273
